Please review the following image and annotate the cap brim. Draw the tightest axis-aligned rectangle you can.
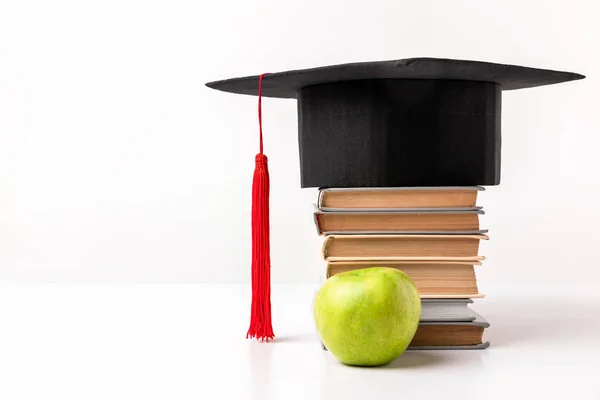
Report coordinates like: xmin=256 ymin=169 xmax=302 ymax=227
xmin=205 ymin=57 xmax=585 ymax=99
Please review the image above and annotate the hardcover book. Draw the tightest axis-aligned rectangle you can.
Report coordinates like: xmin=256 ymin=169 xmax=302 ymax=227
xmin=420 ymin=299 xmax=477 ymax=322
xmin=322 ymin=234 xmax=488 ymax=260
xmin=317 ymin=187 xmax=484 ymax=211
xmin=314 ymin=208 xmax=485 ymax=235
xmin=320 ymin=312 xmax=490 ymax=351
xmin=326 ymin=260 xmax=482 ymax=298
xmin=408 ymin=312 xmax=490 ymax=349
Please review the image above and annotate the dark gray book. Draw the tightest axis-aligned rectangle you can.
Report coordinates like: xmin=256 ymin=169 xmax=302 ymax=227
xmin=420 ymin=299 xmax=477 ymax=322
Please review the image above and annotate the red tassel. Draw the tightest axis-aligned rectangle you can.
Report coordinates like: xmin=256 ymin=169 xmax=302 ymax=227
xmin=246 ymin=74 xmax=274 ymax=341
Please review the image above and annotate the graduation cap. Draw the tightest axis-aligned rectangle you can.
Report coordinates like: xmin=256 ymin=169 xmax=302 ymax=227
xmin=206 ymin=57 xmax=584 ymax=341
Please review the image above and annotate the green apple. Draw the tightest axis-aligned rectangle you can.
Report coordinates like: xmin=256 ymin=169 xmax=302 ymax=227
xmin=313 ymin=267 xmax=421 ymax=366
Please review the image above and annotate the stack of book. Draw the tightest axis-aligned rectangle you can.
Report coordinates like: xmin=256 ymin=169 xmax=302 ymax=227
xmin=314 ymin=187 xmax=490 ymax=350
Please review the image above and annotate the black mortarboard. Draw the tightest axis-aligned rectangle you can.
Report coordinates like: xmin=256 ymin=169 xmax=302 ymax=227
xmin=207 ymin=57 xmax=584 ymax=187
xmin=206 ymin=57 xmax=584 ymax=341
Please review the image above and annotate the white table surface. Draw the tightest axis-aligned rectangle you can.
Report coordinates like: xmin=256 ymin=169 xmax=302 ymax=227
xmin=1 ymin=282 xmax=599 ymax=400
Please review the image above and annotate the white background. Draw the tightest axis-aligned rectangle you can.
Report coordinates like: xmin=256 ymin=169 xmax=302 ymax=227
xmin=0 ymin=0 xmax=597 ymax=285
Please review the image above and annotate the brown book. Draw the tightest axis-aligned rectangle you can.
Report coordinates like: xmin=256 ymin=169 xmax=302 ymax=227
xmin=320 ymin=315 xmax=490 ymax=351
xmin=326 ymin=260 xmax=482 ymax=298
xmin=409 ymin=314 xmax=490 ymax=348
xmin=410 ymin=324 xmax=486 ymax=347
xmin=315 ymin=210 xmax=481 ymax=234
xmin=322 ymin=234 xmax=488 ymax=260
xmin=318 ymin=187 xmax=482 ymax=210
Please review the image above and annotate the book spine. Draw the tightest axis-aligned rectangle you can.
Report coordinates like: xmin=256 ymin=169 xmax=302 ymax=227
xmin=316 ymin=189 xmax=326 ymax=210
xmin=313 ymin=212 xmax=323 ymax=235
xmin=321 ymin=236 xmax=332 ymax=259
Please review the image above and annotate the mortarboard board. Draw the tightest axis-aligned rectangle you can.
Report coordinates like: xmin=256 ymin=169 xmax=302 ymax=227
xmin=205 ymin=57 xmax=584 ymax=341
